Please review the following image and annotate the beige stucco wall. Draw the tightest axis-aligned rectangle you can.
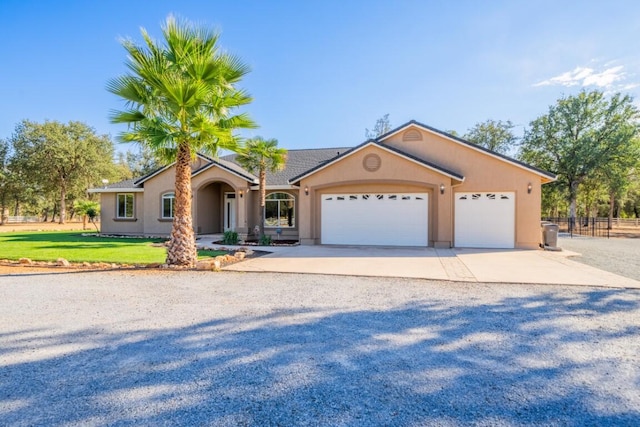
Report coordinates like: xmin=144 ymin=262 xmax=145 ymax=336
xmin=141 ymin=167 xmax=177 ymax=235
xmin=383 ymin=127 xmax=544 ymax=248
xmin=101 ymin=162 xmax=253 ymax=237
xmin=99 ymin=192 xmax=144 ymax=235
xmin=298 ymin=145 xmax=452 ymax=246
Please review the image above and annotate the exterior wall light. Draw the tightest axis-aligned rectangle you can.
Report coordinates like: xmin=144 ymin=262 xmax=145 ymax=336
xmin=304 ymin=186 xmax=309 ymax=196
xmin=239 ymin=190 xmax=243 ymax=198
xmin=439 ymin=184 xmax=445 ymax=195
xmin=527 ymin=183 xmax=532 ymax=194
xmin=101 ymin=179 xmax=109 ymax=189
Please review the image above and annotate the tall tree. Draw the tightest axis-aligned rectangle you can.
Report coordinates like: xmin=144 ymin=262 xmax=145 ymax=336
xmin=597 ymin=139 xmax=640 ymax=224
xmin=0 ymin=139 xmax=9 ymax=224
xmin=108 ymin=15 xmax=255 ymax=267
xmin=236 ymin=137 xmax=287 ymax=237
xmin=125 ymin=145 xmax=163 ymax=177
xmin=365 ymin=114 xmax=392 ymax=139
xmin=464 ymin=119 xmax=516 ymax=154
xmin=8 ymin=120 xmax=115 ymax=223
xmin=519 ymin=90 xmax=639 ymax=222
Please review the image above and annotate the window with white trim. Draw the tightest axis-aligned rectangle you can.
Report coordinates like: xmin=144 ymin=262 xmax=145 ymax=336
xmin=117 ymin=193 xmax=134 ymax=219
xmin=162 ymin=192 xmax=175 ymax=219
xmin=265 ymin=192 xmax=295 ymax=227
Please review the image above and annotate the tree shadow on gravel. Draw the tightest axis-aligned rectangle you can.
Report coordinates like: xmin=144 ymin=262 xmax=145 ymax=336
xmin=1 ymin=289 xmax=640 ymax=426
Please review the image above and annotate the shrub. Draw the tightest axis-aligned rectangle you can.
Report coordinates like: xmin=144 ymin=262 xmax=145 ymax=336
xmin=222 ymin=230 xmax=239 ymax=245
xmin=259 ymin=234 xmax=272 ymax=246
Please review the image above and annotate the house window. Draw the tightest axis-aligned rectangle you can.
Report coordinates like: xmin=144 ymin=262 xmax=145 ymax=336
xmin=162 ymin=192 xmax=175 ymax=219
xmin=265 ymin=192 xmax=295 ymax=227
xmin=117 ymin=193 xmax=134 ymax=219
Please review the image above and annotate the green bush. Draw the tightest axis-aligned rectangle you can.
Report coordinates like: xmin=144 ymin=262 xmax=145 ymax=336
xmin=222 ymin=230 xmax=239 ymax=245
xmin=259 ymin=234 xmax=272 ymax=246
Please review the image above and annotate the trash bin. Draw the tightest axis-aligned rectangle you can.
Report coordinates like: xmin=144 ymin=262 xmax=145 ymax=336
xmin=541 ymin=223 xmax=560 ymax=250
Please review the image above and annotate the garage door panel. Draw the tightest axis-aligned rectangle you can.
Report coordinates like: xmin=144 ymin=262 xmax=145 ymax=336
xmin=455 ymin=192 xmax=515 ymax=248
xmin=322 ymin=193 xmax=428 ymax=246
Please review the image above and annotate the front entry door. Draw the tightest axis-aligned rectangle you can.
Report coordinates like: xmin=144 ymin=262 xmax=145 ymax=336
xmin=224 ymin=192 xmax=237 ymax=231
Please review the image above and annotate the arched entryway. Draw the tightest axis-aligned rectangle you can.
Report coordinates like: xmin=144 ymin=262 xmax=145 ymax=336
xmin=195 ymin=181 xmax=237 ymax=234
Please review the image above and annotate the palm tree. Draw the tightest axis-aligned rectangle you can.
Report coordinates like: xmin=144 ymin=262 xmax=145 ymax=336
xmin=237 ymin=137 xmax=287 ymax=237
xmin=107 ymin=15 xmax=255 ymax=267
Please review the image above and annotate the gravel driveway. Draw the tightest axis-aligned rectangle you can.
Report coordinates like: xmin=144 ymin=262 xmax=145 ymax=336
xmin=559 ymin=236 xmax=640 ymax=281
xmin=1 ymin=270 xmax=639 ymax=426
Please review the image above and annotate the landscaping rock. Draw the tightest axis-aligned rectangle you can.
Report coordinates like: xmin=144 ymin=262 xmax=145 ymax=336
xmin=56 ymin=258 xmax=70 ymax=267
xmin=196 ymin=260 xmax=215 ymax=271
xmin=18 ymin=258 xmax=33 ymax=265
xmin=234 ymin=251 xmax=246 ymax=260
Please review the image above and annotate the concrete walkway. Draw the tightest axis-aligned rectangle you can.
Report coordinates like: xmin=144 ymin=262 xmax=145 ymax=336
xmin=201 ymin=239 xmax=640 ymax=288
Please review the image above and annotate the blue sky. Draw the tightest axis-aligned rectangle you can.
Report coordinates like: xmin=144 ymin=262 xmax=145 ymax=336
xmin=1 ymin=0 xmax=639 ymax=154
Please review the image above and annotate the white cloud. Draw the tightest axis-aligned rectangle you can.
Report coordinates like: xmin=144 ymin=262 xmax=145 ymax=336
xmin=534 ymin=65 xmax=626 ymax=89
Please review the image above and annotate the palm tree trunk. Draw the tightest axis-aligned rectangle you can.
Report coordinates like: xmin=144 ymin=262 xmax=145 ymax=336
xmin=166 ymin=143 xmax=197 ymax=267
xmin=259 ymin=168 xmax=266 ymax=236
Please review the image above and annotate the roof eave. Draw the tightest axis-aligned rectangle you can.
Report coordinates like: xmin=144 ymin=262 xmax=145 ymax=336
xmin=87 ymin=188 xmax=144 ymax=194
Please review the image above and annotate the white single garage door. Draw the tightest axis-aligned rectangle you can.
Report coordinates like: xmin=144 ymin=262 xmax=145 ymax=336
xmin=321 ymin=193 xmax=428 ymax=246
xmin=455 ymin=192 xmax=515 ymax=248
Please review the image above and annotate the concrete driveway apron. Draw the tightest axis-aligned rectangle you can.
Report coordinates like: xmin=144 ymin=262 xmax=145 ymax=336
xmin=222 ymin=245 xmax=640 ymax=288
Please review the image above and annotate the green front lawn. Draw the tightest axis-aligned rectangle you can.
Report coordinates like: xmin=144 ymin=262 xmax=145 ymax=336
xmin=0 ymin=231 xmax=225 ymax=264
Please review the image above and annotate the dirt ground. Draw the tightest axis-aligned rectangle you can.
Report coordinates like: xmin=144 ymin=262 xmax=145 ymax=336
xmin=0 ymin=221 xmax=92 ymax=233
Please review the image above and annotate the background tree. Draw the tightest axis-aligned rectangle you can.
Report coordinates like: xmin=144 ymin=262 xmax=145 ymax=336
xmin=125 ymin=145 xmax=163 ymax=177
xmin=236 ymin=137 xmax=287 ymax=238
xmin=0 ymin=139 xmax=9 ymax=224
xmin=519 ymin=90 xmax=639 ymax=222
xmin=621 ymin=170 xmax=640 ymax=218
xmin=597 ymin=137 xmax=640 ymax=224
xmin=463 ymin=119 xmax=517 ymax=154
xmin=365 ymin=114 xmax=392 ymax=139
xmin=7 ymin=120 xmax=115 ymax=223
xmin=108 ymin=15 xmax=255 ymax=267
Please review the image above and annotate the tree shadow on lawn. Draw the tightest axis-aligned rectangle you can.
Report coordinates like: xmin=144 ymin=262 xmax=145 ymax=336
xmin=1 ymin=289 xmax=639 ymax=426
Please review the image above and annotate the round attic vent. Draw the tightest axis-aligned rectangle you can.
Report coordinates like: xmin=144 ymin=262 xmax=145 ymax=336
xmin=363 ymin=153 xmax=381 ymax=172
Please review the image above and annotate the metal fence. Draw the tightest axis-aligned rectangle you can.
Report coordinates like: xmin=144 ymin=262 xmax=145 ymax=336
xmin=611 ymin=218 xmax=640 ymax=227
xmin=542 ymin=217 xmax=611 ymax=238
xmin=5 ymin=216 xmax=40 ymax=223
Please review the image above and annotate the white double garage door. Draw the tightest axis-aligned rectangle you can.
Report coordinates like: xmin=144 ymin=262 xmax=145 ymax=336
xmin=321 ymin=192 xmax=515 ymax=248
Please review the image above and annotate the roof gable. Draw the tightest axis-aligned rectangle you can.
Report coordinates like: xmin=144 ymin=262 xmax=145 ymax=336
xmin=134 ymin=153 xmax=214 ymax=186
xmin=378 ymin=120 xmax=556 ymax=181
xmin=192 ymin=157 xmax=258 ymax=183
xmin=288 ymin=140 xmax=465 ymax=184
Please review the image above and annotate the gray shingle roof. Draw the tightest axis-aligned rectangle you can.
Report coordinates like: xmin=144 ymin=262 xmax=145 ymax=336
xmin=104 ymin=178 xmax=141 ymax=189
xmin=221 ymin=147 xmax=351 ymax=186
xmin=96 ymin=120 xmax=555 ymax=191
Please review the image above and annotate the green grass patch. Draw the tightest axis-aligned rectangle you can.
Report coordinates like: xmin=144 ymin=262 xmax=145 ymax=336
xmin=0 ymin=231 xmax=226 ymax=264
